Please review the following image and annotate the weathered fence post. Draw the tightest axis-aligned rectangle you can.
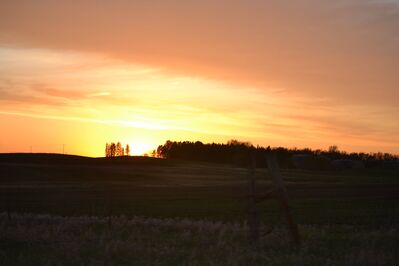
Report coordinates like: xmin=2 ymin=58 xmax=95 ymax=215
xmin=248 ymin=151 xmax=260 ymax=243
xmin=266 ymin=149 xmax=301 ymax=246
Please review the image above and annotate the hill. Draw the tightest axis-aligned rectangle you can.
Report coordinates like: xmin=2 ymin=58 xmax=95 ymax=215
xmin=0 ymin=153 xmax=172 ymax=166
xmin=0 ymin=152 xmax=398 ymax=225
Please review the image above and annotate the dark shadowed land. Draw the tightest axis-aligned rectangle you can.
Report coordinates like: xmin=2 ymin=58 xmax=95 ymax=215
xmin=1 ymin=153 xmax=398 ymax=265
xmin=0 ymin=153 xmax=171 ymax=166
xmin=1 ymin=153 xmax=398 ymax=223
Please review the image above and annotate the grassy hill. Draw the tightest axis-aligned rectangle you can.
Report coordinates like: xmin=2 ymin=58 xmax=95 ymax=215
xmin=0 ymin=153 xmax=171 ymax=166
xmin=1 ymin=153 xmax=398 ymax=265
xmin=1 ymin=153 xmax=398 ymax=225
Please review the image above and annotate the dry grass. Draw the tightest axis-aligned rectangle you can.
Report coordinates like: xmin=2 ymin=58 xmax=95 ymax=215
xmin=0 ymin=212 xmax=397 ymax=266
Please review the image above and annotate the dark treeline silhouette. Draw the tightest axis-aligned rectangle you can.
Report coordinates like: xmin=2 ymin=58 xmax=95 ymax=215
xmin=105 ymin=142 xmax=130 ymax=157
xmin=156 ymin=140 xmax=398 ymax=169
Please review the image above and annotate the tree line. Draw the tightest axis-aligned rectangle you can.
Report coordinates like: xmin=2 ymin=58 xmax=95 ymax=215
xmin=105 ymin=142 xmax=130 ymax=157
xmin=156 ymin=140 xmax=398 ymax=169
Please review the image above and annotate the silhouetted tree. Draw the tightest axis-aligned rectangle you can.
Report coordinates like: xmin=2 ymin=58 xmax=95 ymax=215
xmin=106 ymin=142 xmax=130 ymax=157
xmin=105 ymin=143 xmax=110 ymax=157
xmin=110 ymin=143 xmax=116 ymax=157
xmin=328 ymin=145 xmax=339 ymax=153
xmin=105 ymin=143 xmax=116 ymax=157
xmin=116 ymin=142 xmax=122 ymax=156
xmin=155 ymin=140 xmax=398 ymax=169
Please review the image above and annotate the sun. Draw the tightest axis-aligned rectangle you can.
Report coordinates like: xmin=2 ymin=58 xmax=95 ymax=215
xmin=128 ymin=141 xmax=156 ymax=156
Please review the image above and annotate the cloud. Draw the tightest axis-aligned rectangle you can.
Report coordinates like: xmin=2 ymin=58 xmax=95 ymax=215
xmin=0 ymin=1 xmax=398 ymax=154
xmin=0 ymin=0 xmax=398 ymax=105
xmin=0 ymin=85 xmax=66 ymax=107
xmin=34 ymin=87 xmax=111 ymax=99
xmin=0 ymin=82 xmax=113 ymax=108
xmin=35 ymin=86 xmax=86 ymax=100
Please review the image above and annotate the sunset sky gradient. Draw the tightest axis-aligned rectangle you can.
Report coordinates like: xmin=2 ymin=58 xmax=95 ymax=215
xmin=0 ymin=0 xmax=398 ymax=156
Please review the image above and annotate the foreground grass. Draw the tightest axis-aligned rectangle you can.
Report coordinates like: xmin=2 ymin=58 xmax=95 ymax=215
xmin=0 ymin=213 xmax=397 ymax=266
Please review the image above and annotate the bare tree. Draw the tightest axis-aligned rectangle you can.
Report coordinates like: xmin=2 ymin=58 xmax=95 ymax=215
xmin=116 ymin=142 xmax=122 ymax=156
xmin=110 ymin=143 xmax=116 ymax=157
xmin=105 ymin=143 xmax=110 ymax=157
xmin=328 ymin=145 xmax=339 ymax=153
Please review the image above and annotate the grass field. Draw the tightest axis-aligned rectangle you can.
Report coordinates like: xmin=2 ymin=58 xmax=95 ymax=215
xmin=0 ymin=213 xmax=397 ymax=265
xmin=0 ymin=153 xmax=398 ymax=265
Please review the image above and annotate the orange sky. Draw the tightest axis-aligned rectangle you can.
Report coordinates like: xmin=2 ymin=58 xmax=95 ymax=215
xmin=0 ymin=1 xmax=398 ymax=156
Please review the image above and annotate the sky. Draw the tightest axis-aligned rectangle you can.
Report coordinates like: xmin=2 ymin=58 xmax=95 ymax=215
xmin=0 ymin=0 xmax=398 ymax=156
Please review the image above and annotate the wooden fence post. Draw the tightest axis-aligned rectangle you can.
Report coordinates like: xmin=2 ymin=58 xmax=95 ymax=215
xmin=266 ymin=150 xmax=301 ymax=246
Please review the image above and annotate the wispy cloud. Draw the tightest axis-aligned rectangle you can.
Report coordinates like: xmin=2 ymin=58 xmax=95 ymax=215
xmin=0 ymin=111 xmax=169 ymax=131
xmin=0 ymin=0 xmax=398 ymax=105
xmin=0 ymin=1 xmax=398 ymax=154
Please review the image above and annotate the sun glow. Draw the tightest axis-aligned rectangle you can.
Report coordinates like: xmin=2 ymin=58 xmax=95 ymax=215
xmin=0 ymin=46 xmax=398 ymax=156
xmin=127 ymin=141 xmax=156 ymax=156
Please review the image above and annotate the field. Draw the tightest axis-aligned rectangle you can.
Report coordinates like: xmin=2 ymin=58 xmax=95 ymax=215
xmin=1 ymin=213 xmax=397 ymax=265
xmin=0 ymin=153 xmax=398 ymax=265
